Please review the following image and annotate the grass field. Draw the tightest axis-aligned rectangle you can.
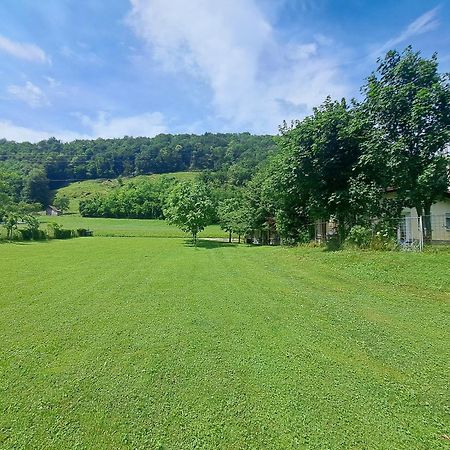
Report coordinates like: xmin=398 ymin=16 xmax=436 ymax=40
xmin=1 ymin=238 xmax=449 ymax=449
xmin=38 ymin=215 xmax=228 ymax=238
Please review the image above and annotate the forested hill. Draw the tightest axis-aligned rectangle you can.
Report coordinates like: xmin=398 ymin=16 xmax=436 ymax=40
xmin=0 ymin=133 xmax=276 ymax=183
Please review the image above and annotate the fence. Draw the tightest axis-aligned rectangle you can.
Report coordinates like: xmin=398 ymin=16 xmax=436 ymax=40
xmin=312 ymin=214 xmax=450 ymax=251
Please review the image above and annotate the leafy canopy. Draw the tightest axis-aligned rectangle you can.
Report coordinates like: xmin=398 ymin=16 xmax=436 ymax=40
xmin=164 ymin=181 xmax=215 ymax=243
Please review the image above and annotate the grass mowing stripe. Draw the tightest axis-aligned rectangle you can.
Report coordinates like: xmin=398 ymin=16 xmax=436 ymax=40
xmin=0 ymin=239 xmax=449 ymax=449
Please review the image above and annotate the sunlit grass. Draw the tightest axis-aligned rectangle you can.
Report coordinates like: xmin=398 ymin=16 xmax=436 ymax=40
xmin=0 ymin=240 xmax=449 ymax=449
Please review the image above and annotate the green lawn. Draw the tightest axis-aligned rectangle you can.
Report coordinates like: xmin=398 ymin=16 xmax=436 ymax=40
xmin=38 ymin=215 xmax=228 ymax=238
xmin=0 ymin=239 xmax=449 ymax=449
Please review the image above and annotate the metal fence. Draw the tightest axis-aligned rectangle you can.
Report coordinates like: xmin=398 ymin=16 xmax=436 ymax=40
xmin=313 ymin=214 xmax=450 ymax=251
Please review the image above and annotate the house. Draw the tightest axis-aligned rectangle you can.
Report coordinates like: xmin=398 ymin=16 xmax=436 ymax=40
xmin=313 ymin=191 xmax=450 ymax=245
xmin=398 ymin=193 xmax=450 ymax=244
xmin=46 ymin=205 xmax=62 ymax=216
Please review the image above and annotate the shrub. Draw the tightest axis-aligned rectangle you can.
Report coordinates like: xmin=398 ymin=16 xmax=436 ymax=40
xmin=346 ymin=225 xmax=372 ymax=249
xmin=47 ymin=222 xmax=75 ymax=239
xmin=54 ymin=228 xmax=74 ymax=239
xmin=297 ymin=229 xmax=311 ymax=244
xmin=76 ymin=228 xmax=93 ymax=237
xmin=326 ymin=235 xmax=342 ymax=251
xmin=370 ymin=232 xmax=398 ymax=251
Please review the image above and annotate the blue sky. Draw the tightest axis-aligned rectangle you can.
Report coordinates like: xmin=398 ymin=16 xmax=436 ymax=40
xmin=0 ymin=0 xmax=448 ymax=142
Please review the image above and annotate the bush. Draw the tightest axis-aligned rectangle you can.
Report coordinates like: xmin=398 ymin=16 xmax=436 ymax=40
xmin=18 ymin=229 xmax=33 ymax=241
xmin=47 ymin=222 xmax=75 ymax=239
xmin=346 ymin=225 xmax=372 ymax=249
xmin=326 ymin=235 xmax=342 ymax=251
xmin=297 ymin=229 xmax=311 ymax=244
xmin=19 ymin=229 xmax=46 ymax=241
xmin=76 ymin=228 xmax=93 ymax=237
xmin=370 ymin=232 xmax=398 ymax=251
xmin=54 ymin=228 xmax=74 ymax=239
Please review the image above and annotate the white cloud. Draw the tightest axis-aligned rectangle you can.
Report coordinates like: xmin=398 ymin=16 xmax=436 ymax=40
xmin=44 ymin=76 xmax=61 ymax=88
xmin=0 ymin=120 xmax=89 ymax=143
xmin=376 ymin=7 xmax=440 ymax=56
xmin=78 ymin=111 xmax=167 ymax=138
xmin=288 ymin=43 xmax=318 ymax=59
xmin=7 ymin=81 xmax=49 ymax=108
xmin=0 ymin=111 xmax=167 ymax=143
xmin=127 ymin=0 xmax=349 ymax=133
xmin=0 ymin=34 xmax=48 ymax=63
xmin=60 ymin=45 xmax=103 ymax=65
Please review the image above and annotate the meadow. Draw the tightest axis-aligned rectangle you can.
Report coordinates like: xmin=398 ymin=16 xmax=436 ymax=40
xmin=0 ymin=236 xmax=449 ymax=449
xmin=38 ymin=215 xmax=228 ymax=238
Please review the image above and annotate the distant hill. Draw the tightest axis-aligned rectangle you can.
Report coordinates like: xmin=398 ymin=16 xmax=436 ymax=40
xmin=0 ymin=133 xmax=277 ymax=185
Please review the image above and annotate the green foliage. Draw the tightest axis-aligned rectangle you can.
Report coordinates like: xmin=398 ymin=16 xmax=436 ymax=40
xmin=217 ymin=197 xmax=250 ymax=241
xmin=362 ymin=47 xmax=450 ymax=220
xmin=46 ymin=222 xmax=75 ymax=239
xmin=346 ymin=225 xmax=373 ymax=249
xmin=53 ymin=195 xmax=70 ymax=213
xmin=22 ymin=168 xmax=50 ymax=206
xmin=0 ymin=133 xmax=276 ymax=185
xmin=164 ymin=181 xmax=215 ymax=243
xmin=3 ymin=213 xmax=19 ymax=240
xmin=247 ymin=47 xmax=450 ymax=245
xmin=79 ymin=176 xmax=177 ymax=219
xmin=76 ymin=228 xmax=93 ymax=237
xmin=38 ymin=215 xmax=227 ymax=238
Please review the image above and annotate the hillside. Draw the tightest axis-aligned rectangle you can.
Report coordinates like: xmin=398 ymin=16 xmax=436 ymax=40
xmin=0 ymin=133 xmax=276 ymax=182
xmin=54 ymin=171 xmax=200 ymax=213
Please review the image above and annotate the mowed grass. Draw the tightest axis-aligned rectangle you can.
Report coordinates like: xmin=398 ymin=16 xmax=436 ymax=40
xmin=0 ymin=239 xmax=449 ymax=449
xmin=38 ymin=215 xmax=228 ymax=238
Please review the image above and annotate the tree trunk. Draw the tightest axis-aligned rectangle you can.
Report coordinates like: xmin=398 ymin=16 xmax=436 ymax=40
xmin=238 ymin=234 xmax=241 ymax=244
xmin=228 ymin=230 xmax=231 ymax=243
xmin=320 ymin=222 xmax=327 ymax=243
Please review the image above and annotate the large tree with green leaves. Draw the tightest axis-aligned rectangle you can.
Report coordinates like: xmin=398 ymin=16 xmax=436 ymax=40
xmin=217 ymin=196 xmax=251 ymax=243
xmin=164 ymin=181 xmax=215 ymax=244
xmin=362 ymin=47 xmax=450 ymax=240
xmin=273 ymin=97 xmax=368 ymax=240
xmin=23 ymin=168 xmax=50 ymax=207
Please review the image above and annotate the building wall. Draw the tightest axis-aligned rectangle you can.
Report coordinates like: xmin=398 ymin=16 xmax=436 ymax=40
xmin=401 ymin=198 xmax=450 ymax=242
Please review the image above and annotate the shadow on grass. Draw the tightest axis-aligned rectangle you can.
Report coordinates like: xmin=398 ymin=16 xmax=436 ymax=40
xmin=183 ymin=239 xmax=238 ymax=249
xmin=0 ymin=240 xmax=51 ymax=246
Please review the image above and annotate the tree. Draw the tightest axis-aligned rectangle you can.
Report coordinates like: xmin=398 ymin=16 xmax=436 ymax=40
xmin=217 ymin=197 xmax=250 ymax=243
xmin=272 ymin=98 xmax=367 ymax=241
xmin=23 ymin=168 xmax=50 ymax=207
xmin=164 ymin=181 xmax=215 ymax=244
xmin=3 ymin=213 xmax=19 ymax=240
xmin=362 ymin=47 xmax=450 ymax=241
xmin=53 ymin=195 xmax=70 ymax=213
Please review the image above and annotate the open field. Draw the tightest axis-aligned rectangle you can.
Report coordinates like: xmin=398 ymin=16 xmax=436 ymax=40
xmin=0 ymin=238 xmax=449 ymax=449
xmin=38 ymin=216 xmax=228 ymax=239
xmin=54 ymin=171 xmax=200 ymax=213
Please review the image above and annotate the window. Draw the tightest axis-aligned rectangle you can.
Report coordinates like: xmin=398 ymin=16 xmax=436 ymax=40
xmin=446 ymin=214 xmax=450 ymax=231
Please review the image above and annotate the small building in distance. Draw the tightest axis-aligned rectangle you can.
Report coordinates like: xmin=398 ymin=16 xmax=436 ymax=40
xmin=46 ymin=205 xmax=62 ymax=216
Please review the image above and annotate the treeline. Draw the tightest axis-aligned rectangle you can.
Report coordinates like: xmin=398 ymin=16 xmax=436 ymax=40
xmin=79 ymin=176 xmax=177 ymax=219
xmin=0 ymin=132 xmax=276 ymax=204
xmin=163 ymin=48 xmax=449 ymax=247
xmin=240 ymin=48 xmax=450 ymax=245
